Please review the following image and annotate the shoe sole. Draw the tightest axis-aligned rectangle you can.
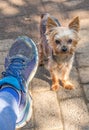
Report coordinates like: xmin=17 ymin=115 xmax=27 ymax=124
xmin=16 ymin=93 xmax=33 ymax=128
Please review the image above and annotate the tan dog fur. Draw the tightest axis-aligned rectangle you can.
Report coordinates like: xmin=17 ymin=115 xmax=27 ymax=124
xmin=39 ymin=13 xmax=80 ymax=91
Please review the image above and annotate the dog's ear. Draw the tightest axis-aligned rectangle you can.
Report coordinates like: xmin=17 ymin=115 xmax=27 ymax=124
xmin=46 ymin=17 xmax=57 ymax=31
xmin=69 ymin=16 xmax=80 ymax=32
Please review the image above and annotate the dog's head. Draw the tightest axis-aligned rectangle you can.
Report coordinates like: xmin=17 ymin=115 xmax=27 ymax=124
xmin=46 ymin=16 xmax=80 ymax=56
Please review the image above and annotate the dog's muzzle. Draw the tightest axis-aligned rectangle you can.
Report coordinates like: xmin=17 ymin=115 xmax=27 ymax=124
xmin=61 ymin=46 xmax=67 ymax=52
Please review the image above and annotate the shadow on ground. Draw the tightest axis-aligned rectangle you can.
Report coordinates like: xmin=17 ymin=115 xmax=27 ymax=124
xmin=0 ymin=0 xmax=89 ymax=40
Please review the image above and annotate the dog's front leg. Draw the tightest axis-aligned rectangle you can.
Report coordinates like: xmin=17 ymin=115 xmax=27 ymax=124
xmin=61 ymin=67 xmax=74 ymax=90
xmin=50 ymin=69 xmax=60 ymax=91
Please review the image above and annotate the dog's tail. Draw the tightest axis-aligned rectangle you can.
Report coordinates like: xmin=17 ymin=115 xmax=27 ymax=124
xmin=41 ymin=13 xmax=49 ymax=19
xmin=40 ymin=13 xmax=61 ymax=37
xmin=40 ymin=13 xmax=50 ymax=38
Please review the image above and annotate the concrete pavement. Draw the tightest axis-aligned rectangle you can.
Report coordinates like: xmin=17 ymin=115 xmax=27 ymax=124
xmin=0 ymin=0 xmax=89 ymax=130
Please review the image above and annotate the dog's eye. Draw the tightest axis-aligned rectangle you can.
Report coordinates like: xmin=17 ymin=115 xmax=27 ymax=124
xmin=55 ymin=40 xmax=61 ymax=44
xmin=68 ymin=39 xmax=72 ymax=44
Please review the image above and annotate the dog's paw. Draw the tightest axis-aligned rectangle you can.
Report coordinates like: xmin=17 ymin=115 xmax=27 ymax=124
xmin=64 ymin=82 xmax=74 ymax=90
xmin=51 ymin=84 xmax=60 ymax=91
xmin=63 ymin=81 xmax=74 ymax=90
xmin=64 ymin=83 xmax=74 ymax=90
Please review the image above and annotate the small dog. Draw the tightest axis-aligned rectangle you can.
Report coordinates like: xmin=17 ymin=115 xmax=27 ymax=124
xmin=39 ymin=13 xmax=80 ymax=91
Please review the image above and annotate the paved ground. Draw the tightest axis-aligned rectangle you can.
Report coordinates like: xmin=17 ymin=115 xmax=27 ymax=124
xmin=0 ymin=0 xmax=89 ymax=130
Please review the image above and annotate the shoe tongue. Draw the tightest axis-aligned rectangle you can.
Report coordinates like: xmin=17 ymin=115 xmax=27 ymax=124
xmin=8 ymin=55 xmax=28 ymax=63
xmin=13 ymin=55 xmax=25 ymax=59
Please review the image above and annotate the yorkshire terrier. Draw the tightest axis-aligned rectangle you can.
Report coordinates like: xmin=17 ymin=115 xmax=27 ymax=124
xmin=39 ymin=13 xmax=80 ymax=91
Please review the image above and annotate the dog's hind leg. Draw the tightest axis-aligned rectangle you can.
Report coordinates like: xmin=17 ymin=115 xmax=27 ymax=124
xmin=38 ymin=41 xmax=44 ymax=66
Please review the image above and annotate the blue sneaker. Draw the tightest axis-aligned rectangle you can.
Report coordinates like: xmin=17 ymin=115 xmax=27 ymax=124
xmin=0 ymin=36 xmax=39 ymax=128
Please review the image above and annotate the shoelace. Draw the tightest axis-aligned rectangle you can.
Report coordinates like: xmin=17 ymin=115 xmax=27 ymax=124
xmin=2 ymin=57 xmax=27 ymax=92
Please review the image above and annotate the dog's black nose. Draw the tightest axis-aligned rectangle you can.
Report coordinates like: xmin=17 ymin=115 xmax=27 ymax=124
xmin=62 ymin=46 xmax=67 ymax=52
